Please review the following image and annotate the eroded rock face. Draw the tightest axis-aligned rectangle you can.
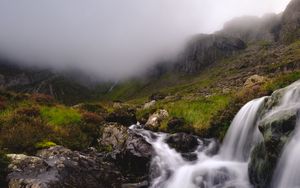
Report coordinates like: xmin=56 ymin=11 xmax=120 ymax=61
xmin=144 ymin=109 xmax=169 ymax=131
xmin=175 ymin=34 xmax=246 ymax=73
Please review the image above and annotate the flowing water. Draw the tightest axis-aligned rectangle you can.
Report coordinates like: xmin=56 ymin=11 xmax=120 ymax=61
xmin=269 ymin=81 xmax=300 ymax=188
xmin=130 ymin=97 xmax=266 ymax=188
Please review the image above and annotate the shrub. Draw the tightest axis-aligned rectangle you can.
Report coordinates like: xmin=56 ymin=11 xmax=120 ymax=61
xmin=82 ymin=112 xmax=104 ymax=124
xmin=31 ymin=93 xmax=55 ymax=105
xmin=16 ymin=107 xmax=40 ymax=117
xmin=54 ymin=125 xmax=90 ymax=150
xmin=0 ymin=118 xmax=54 ymax=153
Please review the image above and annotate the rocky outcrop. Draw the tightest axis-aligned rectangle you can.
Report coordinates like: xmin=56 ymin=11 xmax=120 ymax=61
xmin=7 ymin=123 xmax=154 ymax=188
xmin=175 ymin=34 xmax=246 ymax=73
xmin=243 ymin=75 xmax=268 ymax=89
xmin=280 ymin=0 xmax=300 ymax=43
xmin=144 ymin=109 xmax=169 ymax=131
xmin=99 ymin=123 xmax=153 ymax=181
xmin=249 ymin=84 xmax=300 ymax=188
xmin=6 ymin=146 xmax=124 ymax=188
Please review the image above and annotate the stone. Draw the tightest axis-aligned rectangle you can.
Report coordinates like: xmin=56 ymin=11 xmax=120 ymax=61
xmin=98 ymin=123 xmax=154 ymax=181
xmin=7 ymin=146 xmax=141 ymax=188
xmin=243 ymin=75 xmax=268 ymax=89
xmin=144 ymin=109 xmax=169 ymax=131
xmin=98 ymin=123 xmax=128 ymax=151
xmin=143 ymin=100 xmax=156 ymax=110
xmin=165 ymin=133 xmax=199 ymax=153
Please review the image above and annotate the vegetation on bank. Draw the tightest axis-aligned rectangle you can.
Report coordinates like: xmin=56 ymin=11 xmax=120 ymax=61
xmin=0 ymin=93 xmax=105 ymax=154
xmin=0 ymin=36 xmax=300 ymax=185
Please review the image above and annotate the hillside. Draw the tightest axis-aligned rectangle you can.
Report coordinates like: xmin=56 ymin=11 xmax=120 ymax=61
xmin=1 ymin=0 xmax=300 ymax=187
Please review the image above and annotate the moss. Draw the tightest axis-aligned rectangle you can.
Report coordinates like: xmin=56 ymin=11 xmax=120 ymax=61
xmin=40 ymin=106 xmax=82 ymax=126
xmin=35 ymin=140 xmax=57 ymax=149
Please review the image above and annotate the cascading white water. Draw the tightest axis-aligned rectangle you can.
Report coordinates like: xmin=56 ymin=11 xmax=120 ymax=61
xmin=131 ymin=96 xmax=266 ymax=188
xmin=268 ymin=81 xmax=300 ymax=188
xmin=220 ymin=97 xmax=265 ymax=161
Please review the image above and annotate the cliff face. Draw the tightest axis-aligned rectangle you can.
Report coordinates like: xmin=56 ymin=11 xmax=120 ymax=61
xmin=175 ymin=34 xmax=246 ymax=73
xmin=219 ymin=14 xmax=281 ymax=43
xmin=280 ymin=0 xmax=300 ymax=43
xmin=175 ymin=0 xmax=300 ymax=74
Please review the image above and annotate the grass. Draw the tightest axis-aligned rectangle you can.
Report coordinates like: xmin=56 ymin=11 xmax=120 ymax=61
xmin=263 ymin=71 xmax=300 ymax=94
xmin=40 ymin=106 xmax=81 ymax=126
xmin=164 ymin=95 xmax=230 ymax=132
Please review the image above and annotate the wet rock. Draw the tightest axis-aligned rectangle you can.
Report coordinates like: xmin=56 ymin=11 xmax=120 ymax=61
xmin=106 ymin=108 xmax=137 ymax=127
xmin=165 ymin=133 xmax=199 ymax=153
xmin=144 ymin=109 xmax=169 ymax=131
xmin=6 ymin=146 xmax=124 ymax=188
xmin=98 ymin=123 xmax=153 ymax=181
xmin=115 ymin=131 xmax=153 ymax=179
xmin=249 ymin=83 xmax=300 ymax=188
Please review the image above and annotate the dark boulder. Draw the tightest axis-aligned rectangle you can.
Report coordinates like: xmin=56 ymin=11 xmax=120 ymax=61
xmin=98 ymin=123 xmax=154 ymax=182
xmin=106 ymin=108 xmax=137 ymax=127
xmin=165 ymin=133 xmax=199 ymax=153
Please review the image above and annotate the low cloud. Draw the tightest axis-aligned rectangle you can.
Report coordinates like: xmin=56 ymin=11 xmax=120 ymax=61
xmin=0 ymin=0 xmax=290 ymax=80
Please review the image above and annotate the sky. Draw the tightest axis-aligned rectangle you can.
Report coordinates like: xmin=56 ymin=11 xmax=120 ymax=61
xmin=0 ymin=0 xmax=291 ymax=80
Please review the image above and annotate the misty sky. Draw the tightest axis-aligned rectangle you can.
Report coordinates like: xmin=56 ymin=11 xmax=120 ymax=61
xmin=0 ymin=0 xmax=291 ymax=80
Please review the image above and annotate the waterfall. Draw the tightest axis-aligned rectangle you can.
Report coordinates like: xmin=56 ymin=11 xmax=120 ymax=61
xmin=220 ymin=97 xmax=265 ymax=161
xmin=269 ymin=81 xmax=300 ymax=188
xmin=130 ymin=96 xmax=266 ymax=188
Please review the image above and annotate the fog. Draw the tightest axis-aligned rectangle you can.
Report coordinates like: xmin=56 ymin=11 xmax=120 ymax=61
xmin=0 ymin=0 xmax=291 ymax=80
